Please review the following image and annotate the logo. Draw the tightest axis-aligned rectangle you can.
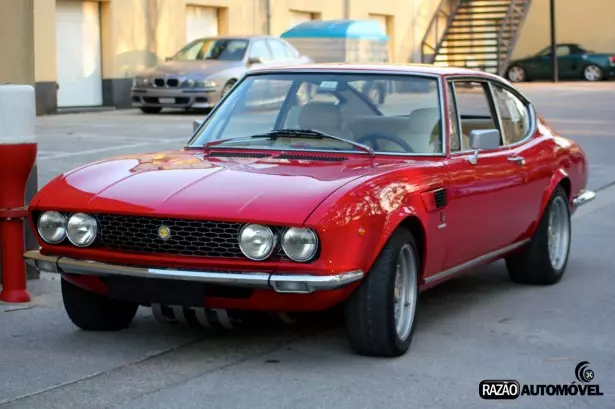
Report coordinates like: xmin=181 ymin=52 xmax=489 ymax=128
xmin=575 ymin=361 xmax=594 ymax=383
xmin=479 ymin=361 xmax=603 ymax=400
xmin=157 ymin=225 xmax=171 ymax=241
xmin=479 ymin=380 xmax=520 ymax=400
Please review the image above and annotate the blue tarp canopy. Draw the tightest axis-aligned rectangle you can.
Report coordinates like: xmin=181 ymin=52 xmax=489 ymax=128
xmin=280 ymin=19 xmax=388 ymax=40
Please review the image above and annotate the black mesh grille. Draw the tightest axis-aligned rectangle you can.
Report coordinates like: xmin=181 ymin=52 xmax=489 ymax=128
xmin=275 ymin=153 xmax=348 ymax=161
xmin=94 ymin=214 xmax=288 ymax=260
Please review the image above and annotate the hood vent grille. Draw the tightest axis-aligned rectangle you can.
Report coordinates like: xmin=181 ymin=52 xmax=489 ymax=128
xmin=207 ymin=151 xmax=271 ymax=158
xmin=275 ymin=153 xmax=348 ymax=161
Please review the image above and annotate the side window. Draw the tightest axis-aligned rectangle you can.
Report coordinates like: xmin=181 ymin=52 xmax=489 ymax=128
xmin=491 ymin=85 xmax=530 ymax=145
xmin=249 ymin=40 xmax=272 ymax=61
xmin=451 ymin=81 xmax=498 ymax=151
xmin=282 ymin=42 xmax=298 ymax=59
xmin=556 ymin=45 xmax=570 ymax=56
xmin=268 ymin=39 xmax=290 ymax=60
xmin=446 ymin=82 xmax=461 ymax=151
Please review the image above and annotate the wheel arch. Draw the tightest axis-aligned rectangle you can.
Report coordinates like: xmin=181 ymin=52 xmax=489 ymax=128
xmin=398 ymin=215 xmax=426 ymax=277
xmin=531 ymin=169 xmax=571 ymax=237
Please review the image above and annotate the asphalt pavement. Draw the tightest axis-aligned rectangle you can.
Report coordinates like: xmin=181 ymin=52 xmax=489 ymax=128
xmin=1 ymin=82 xmax=614 ymax=408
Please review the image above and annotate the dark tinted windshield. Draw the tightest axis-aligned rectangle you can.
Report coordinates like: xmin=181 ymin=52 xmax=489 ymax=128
xmin=172 ymin=39 xmax=248 ymax=61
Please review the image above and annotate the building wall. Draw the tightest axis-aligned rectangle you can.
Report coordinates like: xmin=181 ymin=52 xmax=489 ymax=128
xmin=513 ymin=0 xmax=615 ymax=59
xmin=25 ymin=0 xmax=441 ymax=114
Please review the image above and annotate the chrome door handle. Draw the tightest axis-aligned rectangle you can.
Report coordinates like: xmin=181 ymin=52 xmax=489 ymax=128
xmin=508 ymin=156 xmax=525 ymax=165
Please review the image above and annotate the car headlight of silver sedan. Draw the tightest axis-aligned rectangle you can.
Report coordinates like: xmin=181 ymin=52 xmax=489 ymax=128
xmin=66 ymin=213 xmax=98 ymax=247
xmin=132 ymin=77 xmax=149 ymax=87
xmin=281 ymin=227 xmax=319 ymax=262
xmin=182 ymin=79 xmax=216 ymax=88
xmin=238 ymin=224 xmax=277 ymax=260
xmin=37 ymin=211 xmax=67 ymax=244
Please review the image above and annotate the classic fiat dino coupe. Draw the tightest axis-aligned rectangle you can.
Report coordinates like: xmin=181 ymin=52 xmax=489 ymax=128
xmin=25 ymin=63 xmax=595 ymax=357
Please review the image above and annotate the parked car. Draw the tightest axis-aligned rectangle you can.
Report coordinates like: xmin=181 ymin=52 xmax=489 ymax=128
xmin=131 ymin=35 xmax=311 ymax=114
xmin=506 ymin=43 xmax=615 ymax=82
xmin=26 ymin=64 xmax=595 ymax=357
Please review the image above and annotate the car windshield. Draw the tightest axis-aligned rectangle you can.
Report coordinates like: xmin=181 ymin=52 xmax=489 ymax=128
xmin=172 ymin=38 xmax=248 ymax=61
xmin=188 ymin=72 xmax=443 ymax=155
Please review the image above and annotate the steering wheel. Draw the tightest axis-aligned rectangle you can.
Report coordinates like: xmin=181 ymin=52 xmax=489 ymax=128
xmin=357 ymin=133 xmax=414 ymax=153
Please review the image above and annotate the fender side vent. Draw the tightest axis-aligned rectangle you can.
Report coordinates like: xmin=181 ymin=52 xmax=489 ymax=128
xmin=433 ymin=188 xmax=447 ymax=209
xmin=208 ymin=151 xmax=271 ymax=158
xmin=275 ymin=153 xmax=348 ymax=161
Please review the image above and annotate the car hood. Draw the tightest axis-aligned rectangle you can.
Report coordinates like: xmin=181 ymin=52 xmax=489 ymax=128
xmin=35 ymin=150 xmax=402 ymax=226
xmin=140 ymin=60 xmax=243 ymax=77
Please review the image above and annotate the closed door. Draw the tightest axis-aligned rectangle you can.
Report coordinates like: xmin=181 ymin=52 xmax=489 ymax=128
xmin=55 ymin=0 xmax=103 ymax=107
xmin=186 ymin=6 xmax=219 ymax=43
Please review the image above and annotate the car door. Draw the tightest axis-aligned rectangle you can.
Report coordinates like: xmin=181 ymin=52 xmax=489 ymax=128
xmin=440 ymin=79 xmax=526 ymax=270
xmin=489 ymin=82 xmax=552 ymax=236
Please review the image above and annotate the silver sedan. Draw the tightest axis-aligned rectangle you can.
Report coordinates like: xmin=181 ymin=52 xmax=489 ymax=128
xmin=131 ymin=35 xmax=311 ymax=114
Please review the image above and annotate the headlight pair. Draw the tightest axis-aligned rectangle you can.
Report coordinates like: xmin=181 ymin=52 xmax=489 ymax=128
xmin=238 ymin=224 xmax=319 ymax=263
xmin=133 ymin=77 xmax=149 ymax=87
xmin=37 ymin=211 xmax=98 ymax=247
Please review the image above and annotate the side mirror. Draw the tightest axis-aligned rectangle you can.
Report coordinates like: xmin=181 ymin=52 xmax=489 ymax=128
xmin=193 ymin=119 xmax=203 ymax=133
xmin=247 ymin=57 xmax=262 ymax=65
xmin=467 ymin=129 xmax=500 ymax=164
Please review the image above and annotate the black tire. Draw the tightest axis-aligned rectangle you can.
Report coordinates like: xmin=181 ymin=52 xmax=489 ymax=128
xmin=140 ymin=107 xmax=162 ymax=114
xmin=61 ymin=278 xmax=139 ymax=331
xmin=505 ymin=186 xmax=571 ymax=285
xmin=344 ymin=227 xmax=420 ymax=357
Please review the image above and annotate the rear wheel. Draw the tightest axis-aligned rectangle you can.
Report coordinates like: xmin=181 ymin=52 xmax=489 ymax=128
xmin=140 ymin=107 xmax=162 ymax=114
xmin=344 ymin=228 xmax=420 ymax=357
xmin=506 ymin=186 xmax=571 ymax=285
xmin=583 ymin=64 xmax=603 ymax=81
xmin=62 ymin=277 xmax=139 ymax=331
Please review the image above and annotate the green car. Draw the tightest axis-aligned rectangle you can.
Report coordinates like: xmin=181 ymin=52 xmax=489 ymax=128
xmin=506 ymin=43 xmax=615 ymax=82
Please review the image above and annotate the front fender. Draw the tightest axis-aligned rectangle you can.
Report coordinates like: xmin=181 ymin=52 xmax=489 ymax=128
xmin=304 ymin=173 xmax=429 ymax=275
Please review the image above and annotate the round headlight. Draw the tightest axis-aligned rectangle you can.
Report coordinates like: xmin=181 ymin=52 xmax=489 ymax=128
xmin=238 ymin=224 xmax=276 ymax=261
xmin=37 ymin=211 xmax=67 ymax=244
xmin=66 ymin=213 xmax=98 ymax=247
xmin=281 ymin=227 xmax=319 ymax=262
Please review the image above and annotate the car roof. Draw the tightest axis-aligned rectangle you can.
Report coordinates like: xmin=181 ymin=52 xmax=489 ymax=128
xmin=247 ymin=62 xmax=505 ymax=79
xmin=190 ymin=34 xmax=274 ymax=41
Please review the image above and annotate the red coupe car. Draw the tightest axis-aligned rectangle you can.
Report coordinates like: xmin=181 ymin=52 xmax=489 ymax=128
xmin=25 ymin=63 xmax=595 ymax=357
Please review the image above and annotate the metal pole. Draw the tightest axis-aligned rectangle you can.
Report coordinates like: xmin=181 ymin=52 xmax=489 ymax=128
xmin=549 ymin=0 xmax=558 ymax=82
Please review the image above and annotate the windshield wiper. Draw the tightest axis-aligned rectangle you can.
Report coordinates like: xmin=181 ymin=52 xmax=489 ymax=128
xmin=249 ymin=129 xmax=375 ymax=156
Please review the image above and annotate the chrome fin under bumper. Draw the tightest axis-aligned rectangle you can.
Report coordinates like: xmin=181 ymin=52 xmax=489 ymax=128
xmin=23 ymin=250 xmax=363 ymax=294
xmin=572 ymin=189 xmax=596 ymax=213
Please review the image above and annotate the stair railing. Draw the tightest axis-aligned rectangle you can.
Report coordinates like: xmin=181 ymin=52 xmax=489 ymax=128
xmin=420 ymin=0 xmax=464 ymax=64
xmin=496 ymin=0 xmax=532 ymax=75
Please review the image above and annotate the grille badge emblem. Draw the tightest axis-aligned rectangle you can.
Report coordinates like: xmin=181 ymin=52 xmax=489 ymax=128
xmin=157 ymin=225 xmax=171 ymax=241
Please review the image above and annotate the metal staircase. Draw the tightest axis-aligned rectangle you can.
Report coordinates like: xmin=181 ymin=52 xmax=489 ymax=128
xmin=420 ymin=0 xmax=532 ymax=76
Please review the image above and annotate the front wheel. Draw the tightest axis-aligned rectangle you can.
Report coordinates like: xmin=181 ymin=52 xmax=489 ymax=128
xmin=344 ymin=228 xmax=420 ymax=357
xmin=505 ymin=186 xmax=571 ymax=285
xmin=507 ymin=65 xmax=526 ymax=82
xmin=61 ymin=277 xmax=139 ymax=331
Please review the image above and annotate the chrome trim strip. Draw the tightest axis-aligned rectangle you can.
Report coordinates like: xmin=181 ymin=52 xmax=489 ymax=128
xmin=23 ymin=250 xmax=364 ymax=294
xmin=424 ymin=239 xmax=531 ymax=284
xmin=572 ymin=189 xmax=596 ymax=211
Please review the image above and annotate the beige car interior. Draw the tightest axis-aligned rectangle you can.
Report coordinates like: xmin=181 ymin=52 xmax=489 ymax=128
xmin=295 ymin=101 xmax=443 ymax=154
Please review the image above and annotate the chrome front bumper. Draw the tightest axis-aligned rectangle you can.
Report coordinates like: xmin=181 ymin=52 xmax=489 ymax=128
xmin=572 ymin=189 xmax=596 ymax=213
xmin=131 ymin=87 xmax=221 ymax=109
xmin=24 ymin=250 xmax=364 ymax=294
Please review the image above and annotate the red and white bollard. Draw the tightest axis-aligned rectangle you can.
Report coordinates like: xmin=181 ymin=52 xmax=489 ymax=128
xmin=0 ymin=85 xmax=37 ymax=303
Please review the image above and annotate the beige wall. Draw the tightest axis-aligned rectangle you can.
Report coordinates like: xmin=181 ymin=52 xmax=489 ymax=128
xmin=513 ymin=0 xmax=615 ymax=59
xmin=0 ymin=0 xmax=35 ymax=84
xmin=27 ymin=0 xmax=447 ymax=84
